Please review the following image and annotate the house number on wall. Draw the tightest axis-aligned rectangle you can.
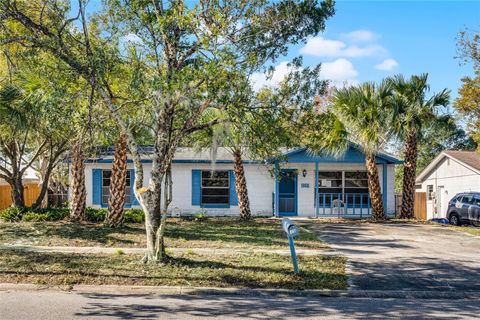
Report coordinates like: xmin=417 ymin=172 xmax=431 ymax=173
xmin=301 ymin=183 xmax=310 ymax=188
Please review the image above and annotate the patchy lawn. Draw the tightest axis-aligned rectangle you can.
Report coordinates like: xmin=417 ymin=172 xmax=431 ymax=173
xmin=0 ymin=249 xmax=346 ymax=290
xmin=0 ymin=218 xmax=327 ymax=250
xmin=443 ymin=224 xmax=480 ymax=237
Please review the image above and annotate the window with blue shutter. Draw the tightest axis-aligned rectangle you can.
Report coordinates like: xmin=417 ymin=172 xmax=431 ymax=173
xmin=92 ymin=169 xmax=102 ymax=205
xmin=229 ymin=170 xmax=238 ymax=206
xmin=192 ymin=170 xmax=201 ymax=205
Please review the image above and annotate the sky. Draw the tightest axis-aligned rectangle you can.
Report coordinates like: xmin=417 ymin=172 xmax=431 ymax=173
xmin=255 ymin=0 xmax=480 ymax=109
xmin=78 ymin=0 xmax=479 ymax=108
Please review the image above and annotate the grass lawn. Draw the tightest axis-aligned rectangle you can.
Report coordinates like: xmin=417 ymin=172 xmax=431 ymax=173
xmin=0 ymin=249 xmax=346 ymax=290
xmin=444 ymin=224 xmax=480 ymax=237
xmin=0 ymin=218 xmax=327 ymax=250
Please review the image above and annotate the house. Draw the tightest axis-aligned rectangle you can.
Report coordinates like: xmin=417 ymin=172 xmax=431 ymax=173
xmin=416 ymin=150 xmax=480 ymax=220
xmin=80 ymin=145 xmax=401 ymax=217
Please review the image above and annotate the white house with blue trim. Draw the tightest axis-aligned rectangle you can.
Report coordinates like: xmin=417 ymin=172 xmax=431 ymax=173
xmin=80 ymin=145 xmax=401 ymax=217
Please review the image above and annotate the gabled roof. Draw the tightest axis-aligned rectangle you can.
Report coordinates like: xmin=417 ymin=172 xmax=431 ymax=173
xmin=416 ymin=150 xmax=480 ymax=183
xmin=276 ymin=145 xmax=402 ymax=164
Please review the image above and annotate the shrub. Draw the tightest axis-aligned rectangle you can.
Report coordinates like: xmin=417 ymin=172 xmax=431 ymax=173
xmin=194 ymin=211 xmax=207 ymax=222
xmin=85 ymin=207 xmax=107 ymax=222
xmin=124 ymin=208 xmax=144 ymax=223
xmin=0 ymin=207 xmax=25 ymax=222
xmin=22 ymin=212 xmax=50 ymax=222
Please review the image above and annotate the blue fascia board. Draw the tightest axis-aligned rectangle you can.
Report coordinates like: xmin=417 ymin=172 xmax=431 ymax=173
xmin=272 ymin=145 xmax=402 ymax=164
xmin=84 ymin=159 xmax=262 ymax=164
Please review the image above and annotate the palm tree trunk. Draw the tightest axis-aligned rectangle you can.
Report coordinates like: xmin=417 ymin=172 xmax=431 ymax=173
xmin=400 ymin=128 xmax=418 ymax=219
xmin=106 ymin=133 xmax=128 ymax=227
xmin=366 ymin=153 xmax=385 ymax=221
xmin=233 ymin=149 xmax=251 ymax=220
xmin=70 ymin=140 xmax=86 ymax=221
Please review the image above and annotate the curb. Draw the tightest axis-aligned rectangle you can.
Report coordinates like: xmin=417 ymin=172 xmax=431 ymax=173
xmin=1 ymin=283 xmax=479 ymax=300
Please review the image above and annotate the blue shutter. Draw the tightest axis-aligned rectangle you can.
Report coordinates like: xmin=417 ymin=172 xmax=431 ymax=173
xmin=92 ymin=169 xmax=102 ymax=205
xmin=229 ymin=170 xmax=238 ymax=206
xmin=131 ymin=169 xmax=139 ymax=206
xmin=192 ymin=170 xmax=201 ymax=205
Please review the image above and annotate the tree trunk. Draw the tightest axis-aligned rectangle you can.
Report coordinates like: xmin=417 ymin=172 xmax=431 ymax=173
xmin=365 ymin=153 xmax=385 ymax=221
xmin=105 ymin=134 xmax=128 ymax=227
xmin=10 ymin=174 xmax=25 ymax=208
xmin=233 ymin=149 xmax=251 ymax=220
xmin=400 ymin=128 xmax=418 ymax=219
xmin=70 ymin=140 xmax=86 ymax=221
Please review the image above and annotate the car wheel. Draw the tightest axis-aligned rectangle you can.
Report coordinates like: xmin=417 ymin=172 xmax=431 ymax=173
xmin=449 ymin=213 xmax=461 ymax=226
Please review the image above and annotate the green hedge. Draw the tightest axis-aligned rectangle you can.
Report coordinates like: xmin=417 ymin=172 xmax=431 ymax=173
xmin=0 ymin=207 xmax=144 ymax=223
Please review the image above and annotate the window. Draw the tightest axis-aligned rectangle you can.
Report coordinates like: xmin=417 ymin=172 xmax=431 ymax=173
xmin=102 ymin=170 xmax=132 ymax=205
xmin=201 ymin=170 xmax=229 ymax=205
xmin=344 ymin=171 xmax=369 ymax=206
xmin=318 ymin=172 xmax=342 ymax=207
xmin=460 ymin=194 xmax=474 ymax=205
xmin=427 ymin=185 xmax=434 ymax=200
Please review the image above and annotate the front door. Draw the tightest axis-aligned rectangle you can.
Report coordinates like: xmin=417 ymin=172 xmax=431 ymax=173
xmin=436 ymin=186 xmax=445 ymax=218
xmin=278 ymin=169 xmax=297 ymax=216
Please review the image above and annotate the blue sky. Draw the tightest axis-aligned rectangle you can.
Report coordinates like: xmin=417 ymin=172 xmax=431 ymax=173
xmin=256 ymin=0 xmax=480 ymax=107
xmin=79 ymin=1 xmax=478 ymax=107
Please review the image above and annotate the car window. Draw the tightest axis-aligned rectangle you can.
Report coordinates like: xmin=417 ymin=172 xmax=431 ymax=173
xmin=461 ymin=195 xmax=473 ymax=204
xmin=474 ymin=197 xmax=480 ymax=206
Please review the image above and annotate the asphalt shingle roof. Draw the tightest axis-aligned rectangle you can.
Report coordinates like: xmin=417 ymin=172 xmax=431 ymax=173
xmin=444 ymin=150 xmax=480 ymax=172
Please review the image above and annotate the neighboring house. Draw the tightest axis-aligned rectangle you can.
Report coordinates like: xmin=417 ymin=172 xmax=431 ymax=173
xmin=416 ymin=150 xmax=480 ymax=220
xmin=80 ymin=145 xmax=401 ymax=217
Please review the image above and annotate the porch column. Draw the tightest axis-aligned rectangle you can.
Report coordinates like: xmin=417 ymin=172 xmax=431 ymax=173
xmin=383 ymin=163 xmax=388 ymax=215
xmin=274 ymin=161 xmax=279 ymax=217
xmin=315 ymin=161 xmax=319 ymax=218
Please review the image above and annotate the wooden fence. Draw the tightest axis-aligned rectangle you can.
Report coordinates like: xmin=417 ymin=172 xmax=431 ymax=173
xmin=0 ymin=184 xmax=41 ymax=210
xmin=414 ymin=192 xmax=427 ymax=220
xmin=394 ymin=192 xmax=427 ymax=220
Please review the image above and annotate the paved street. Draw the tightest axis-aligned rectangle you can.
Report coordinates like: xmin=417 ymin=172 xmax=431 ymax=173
xmin=300 ymin=221 xmax=480 ymax=291
xmin=1 ymin=288 xmax=480 ymax=319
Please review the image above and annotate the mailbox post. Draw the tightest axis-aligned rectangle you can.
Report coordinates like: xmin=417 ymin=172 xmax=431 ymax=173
xmin=282 ymin=218 xmax=300 ymax=274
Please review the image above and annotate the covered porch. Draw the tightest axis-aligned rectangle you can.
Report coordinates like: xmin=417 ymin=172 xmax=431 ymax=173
xmin=273 ymin=146 xmax=401 ymax=218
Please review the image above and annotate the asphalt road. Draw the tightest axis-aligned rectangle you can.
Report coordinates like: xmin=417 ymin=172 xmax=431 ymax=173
xmin=1 ymin=289 xmax=480 ymax=319
xmin=299 ymin=222 xmax=480 ymax=292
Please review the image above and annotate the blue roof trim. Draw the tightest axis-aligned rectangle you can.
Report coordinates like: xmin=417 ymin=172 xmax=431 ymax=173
xmin=84 ymin=159 xmax=262 ymax=164
xmin=273 ymin=145 xmax=402 ymax=164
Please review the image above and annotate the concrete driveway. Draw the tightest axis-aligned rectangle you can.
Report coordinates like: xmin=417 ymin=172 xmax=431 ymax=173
xmin=300 ymin=221 xmax=480 ymax=292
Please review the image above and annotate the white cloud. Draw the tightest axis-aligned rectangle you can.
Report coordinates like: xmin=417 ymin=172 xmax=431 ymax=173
xmin=320 ymin=58 xmax=358 ymax=82
xmin=300 ymin=36 xmax=385 ymax=58
xmin=375 ymin=58 xmax=398 ymax=71
xmin=250 ymin=61 xmax=295 ymax=91
xmin=341 ymin=30 xmax=379 ymax=43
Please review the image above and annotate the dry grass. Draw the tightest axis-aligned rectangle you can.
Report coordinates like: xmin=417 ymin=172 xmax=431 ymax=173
xmin=0 ymin=249 xmax=347 ymax=290
xmin=0 ymin=217 xmax=327 ymax=250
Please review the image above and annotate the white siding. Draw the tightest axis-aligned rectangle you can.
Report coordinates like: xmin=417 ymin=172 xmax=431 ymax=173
xmin=418 ymin=157 xmax=480 ymax=220
xmin=83 ymin=160 xmax=397 ymax=217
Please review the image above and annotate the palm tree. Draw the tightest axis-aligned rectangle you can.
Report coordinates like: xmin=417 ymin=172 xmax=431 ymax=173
xmin=105 ymin=133 xmax=128 ymax=227
xmin=331 ymin=81 xmax=394 ymax=221
xmin=70 ymin=139 xmax=86 ymax=220
xmin=389 ymin=74 xmax=450 ymax=219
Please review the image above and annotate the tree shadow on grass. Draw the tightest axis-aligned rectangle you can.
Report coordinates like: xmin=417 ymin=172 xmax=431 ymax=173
xmin=0 ymin=249 xmax=346 ymax=290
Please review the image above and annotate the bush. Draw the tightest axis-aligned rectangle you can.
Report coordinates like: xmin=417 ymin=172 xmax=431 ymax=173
xmin=85 ymin=207 xmax=107 ymax=222
xmin=124 ymin=208 xmax=144 ymax=223
xmin=22 ymin=212 xmax=50 ymax=222
xmin=0 ymin=207 xmax=25 ymax=222
xmin=194 ymin=211 xmax=207 ymax=222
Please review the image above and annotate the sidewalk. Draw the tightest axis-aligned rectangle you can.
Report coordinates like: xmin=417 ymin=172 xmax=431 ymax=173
xmin=0 ymin=244 xmax=335 ymax=256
